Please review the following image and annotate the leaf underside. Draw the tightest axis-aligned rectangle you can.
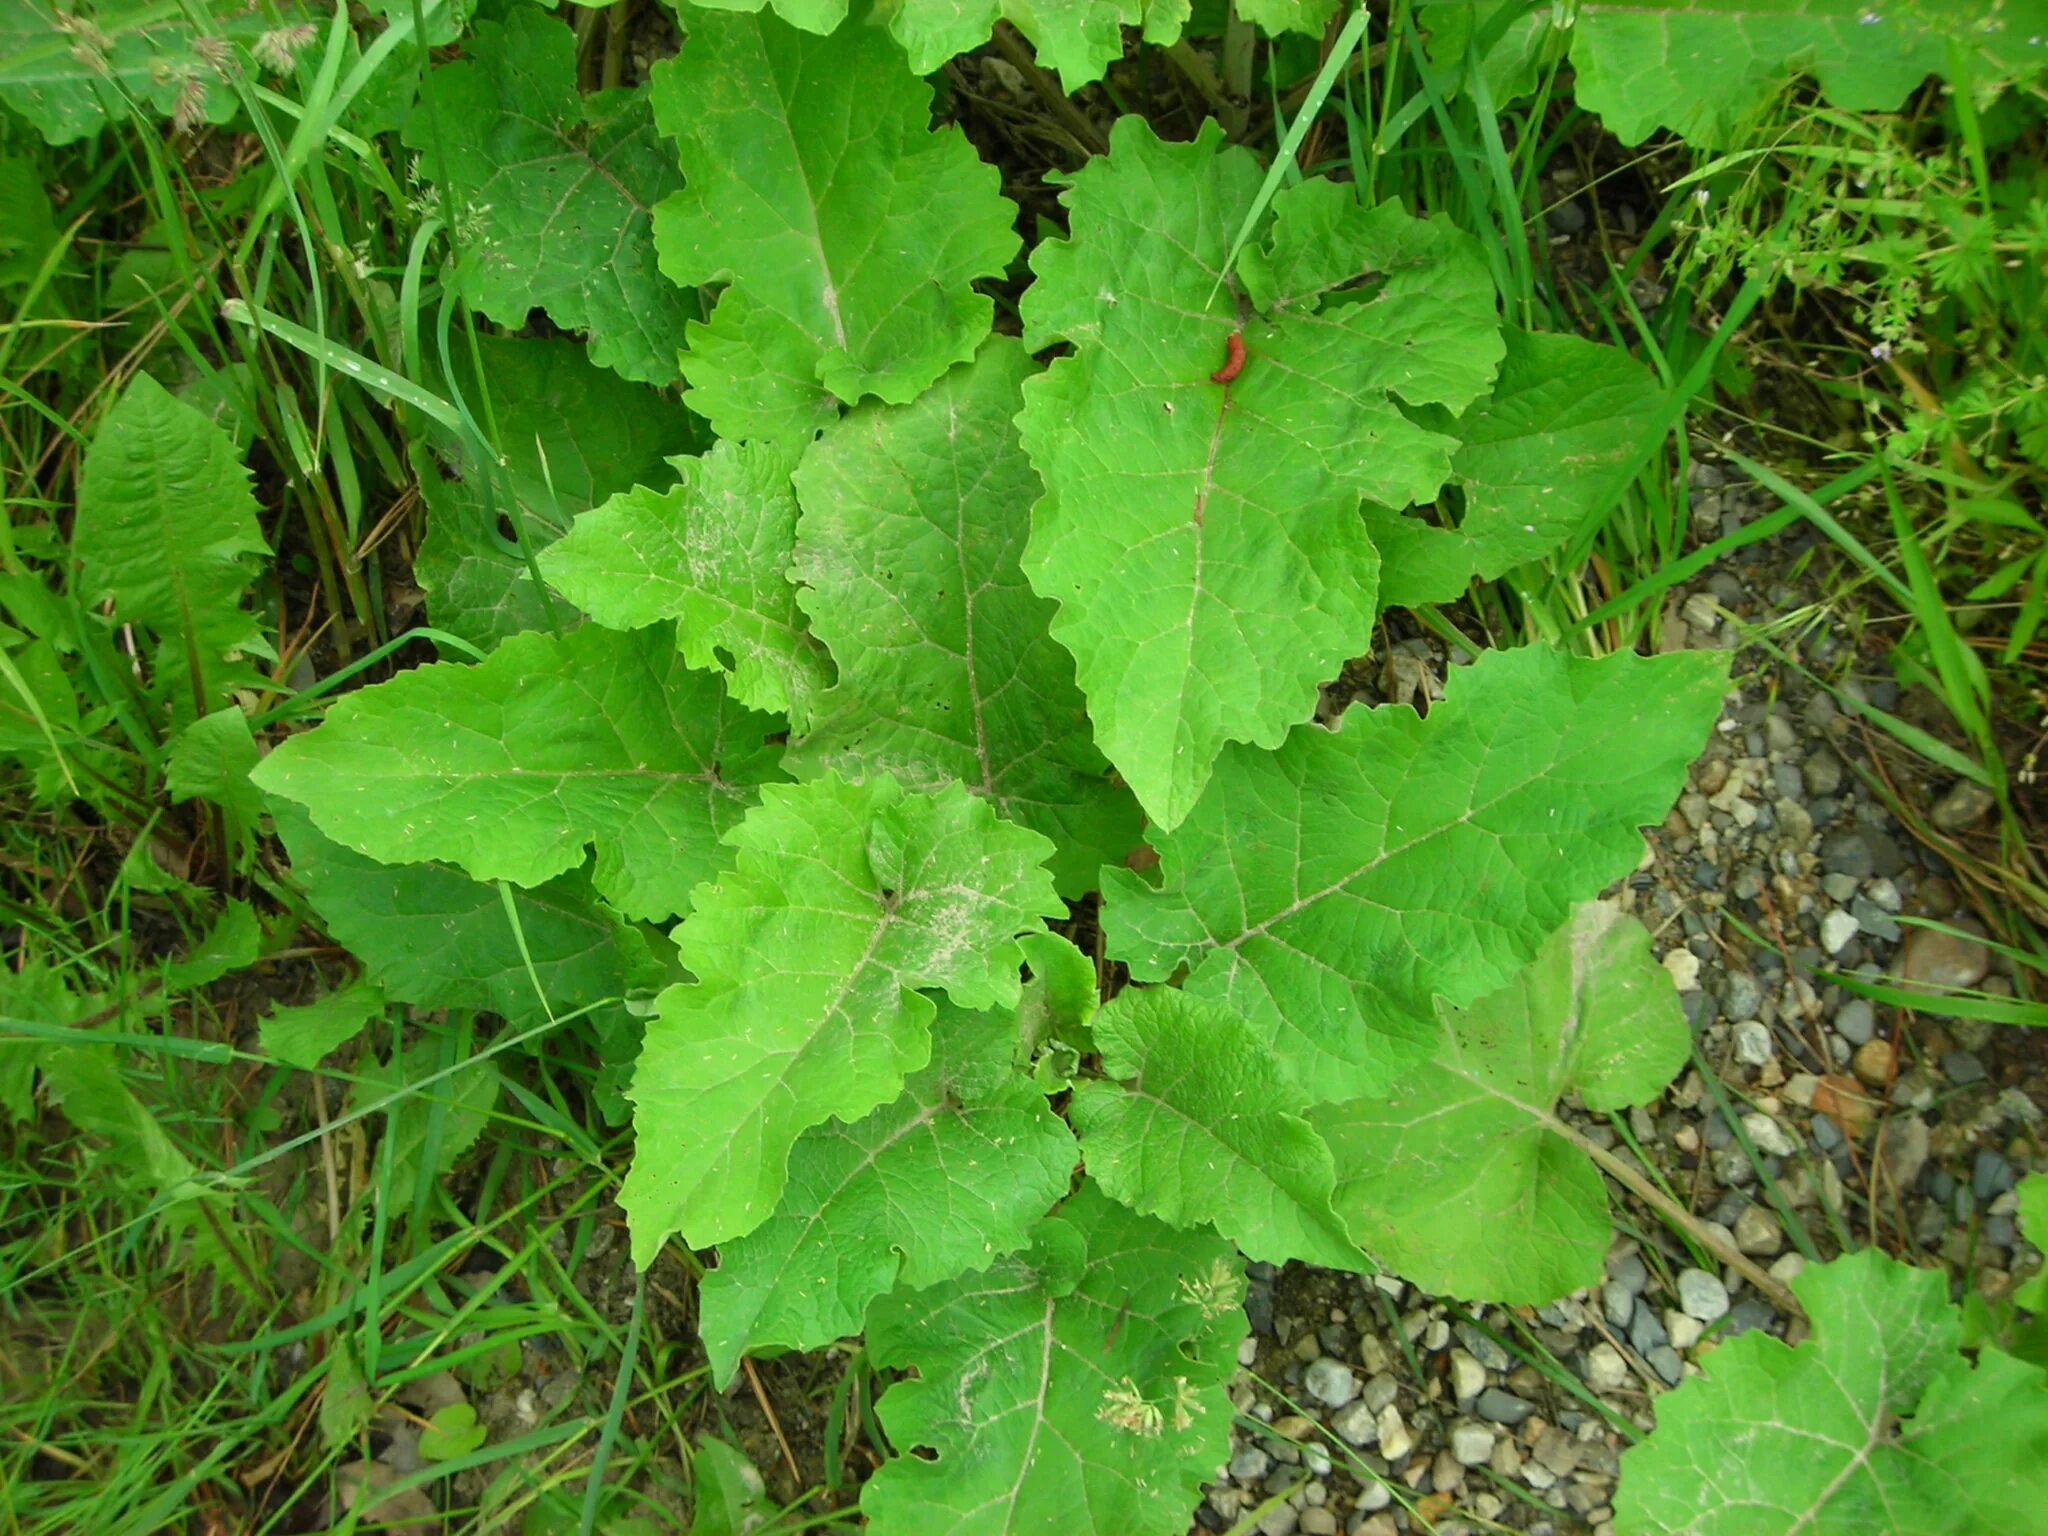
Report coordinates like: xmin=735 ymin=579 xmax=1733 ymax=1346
xmin=1312 ymin=901 xmax=1689 ymax=1303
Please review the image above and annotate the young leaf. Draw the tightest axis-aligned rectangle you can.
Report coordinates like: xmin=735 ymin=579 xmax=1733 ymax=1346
xmin=621 ymin=775 xmax=1061 ymax=1261
xmin=1616 ymin=1248 xmax=2048 ymax=1534
xmin=1072 ymin=987 xmax=1365 ymax=1272
xmin=1017 ymin=929 xmax=1100 ymax=1081
xmin=272 ymin=802 xmax=661 ymax=1037
xmin=417 ymin=1403 xmax=487 ymax=1462
xmin=789 ymin=337 xmax=1142 ymax=895
xmin=404 ymin=9 xmax=695 ymax=384
xmin=1102 ymin=644 xmax=1726 ymax=1102
xmin=1311 ymin=902 xmax=1688 ymax=1302
xmin=1369 ymin=329 xmax=1662 ymax=610
xmin=73 ymin=372 xmax=270 ymax=715
xmin=165 ymin=706 xmax=264 ymax=831
xmin=259 ymin=975 xmax=388 ymax=1072
xmin=698 ymin=1001 xmax=1078 ymax=1387
xmin=416 ymin=336 xmax=705 ymax=651
xmin=862 ymin=1180 xmax=1244 ymax=1536
xmin=1018 ymin=122 xmax=1501 ymax=828
xmin=539 ymin=439 xmax=832 ymax=723
xmin=647 ymin=6 xmax=1019 ymax=441
xmin=251 ymin=624 xmax=786 ymax=923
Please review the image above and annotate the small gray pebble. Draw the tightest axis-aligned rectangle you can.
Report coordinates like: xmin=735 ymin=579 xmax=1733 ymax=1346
xmin=1703 ymin=1112 xmax=1734 ymax=1151
xmin=1771 ymin=763 xmax=1805 ymax=800
xmin=1733 ymin=1019 xmax=1773 ymax=1066
xmin=1927 ymin=1168 xmax=1955 ymax=1202
xmin=1229 ymin=1446 xmax=1273 ymax=1482
xmin=1608 ymin=1253 xmax=1649 ymax=1295
xmin=1475 ymin=1387 xmax=1536 ymax=1426
xmin=1629 ymin=1301 xmax=1667 ymax=1356
xmin=1245 ymin=1280 xmax=1275 ymax=1336
xmin=1713 ymin=1146 xmax=1758 ymax=1187
xmin=1984 ymin=1214 xmax=2017 ymax=1249
xmin=1329 ymin=1400 xmax=1379 ymax=1447
xmin=1601 ymin=1280 xmax=1633 ymax=1328
xmin=1455 ymin=1324 xmax=1511 ymax=1371
xmin=1677 ymin=1268 xmax=1730 ymax=1322
xmin=1647 ymin=1346 xmax=1684 ymax=1385
xmin=1812 ymin=1115 xmax=1844 ymax=1152
xmin=1974 ymin=1150 xmax=2017 ymax=1202
xmin=1361 ymin=1371 xmax=1399 ymax=1414
xmin=1834 ymin=999 xmax=1875 ymax=1045
xmin=1544 ymin=198 xmax=1587 ymax=235
xmin=1303 ymin=1357 xmax=1359 ymax=1408
xmin=1723 ymin=970 xmax=1764 ymax=1021
xmin=1851 ymin=896 xmax=1901 ymax=942
xmin=1804 ymin=749 xmax=1845 ymax=796
xmin=1944 ymin=1051 xmax=1986 ymax=1085
xmin=1820 ymin=871 xmax=1861 ymax=903
xmin=1723 ymin=1298 xmax=1776 ymax=1337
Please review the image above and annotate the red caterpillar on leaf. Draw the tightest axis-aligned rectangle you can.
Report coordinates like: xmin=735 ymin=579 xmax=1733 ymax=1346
xmin=1210 ymin=330 xmax=1246 ymax=385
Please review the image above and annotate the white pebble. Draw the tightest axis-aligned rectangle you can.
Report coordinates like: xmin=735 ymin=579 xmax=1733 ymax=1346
xmin=1677 ymin=1268 xmax=1730 ymax=1322
xmin=1732 ymin=1019 xmax=1773 ymax=1066
xmin=1375 ymin=1404 xmax=1414 ymax=1461
xmin=1449 ymin=1421 xmax=1497 ymax=1466
xmin=1820 ymin=908 xmax=1860 ymax=954
xmin=1302 ymin=1357 xmax=1358 ymax=1408
xmin=1584 ymin=1342 xmax=1629 ymax=1391
xmin=1663 ymin=949 xmax=1703 ymax=991
xmin=1741 ymin=1111 xmax=1797 ymax=1157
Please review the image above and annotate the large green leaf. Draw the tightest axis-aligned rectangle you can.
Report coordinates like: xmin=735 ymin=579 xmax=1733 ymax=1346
xmin=862 ymin=1181 xmax=1243 ymax=1536
xmin=683 ymin=0 xmax=1183 ymax=91
xmin=416 ymin=336 xmax=704 ymax=652
xmin=698 ymin=1001 xmax=1077 ymax=1386
xmin=1369 ymin=328 xmax=1662 ymax=611
xmin=404 ymin=9 xmax=694 ymax=384
xmin=251 ymin=625 xmax=785 ymax=923
xmin=272 ymin=803 xmax=662 ymax=1038
xmin=620 ymin=775 xmax=1061 ymax=1261
xmin=647 ymin=5 xmax=1020 ymax=442
xmin=1617 ymin=1249 xmax=2048 ymax=1534
xmin=73 ymin=373 xmax=270 ymax=717
xmin=888 ymin=0 xmax=1163 ymax=91
xmin=1072 ymin=987 xmax=1363 ymax=1271
xmin=1312 ymin=902 xmax=1687 ymax=1302
xmin=1102 ymin=644 xmax=1726 ymax=1102
xmin=0 ymin=0 xmax=297 ymax=144
xmin=789 ymin=337 xmax=1141 ymax=895
xmin=1019 ymin=126 xmax=1502 ymax=829
xmin=539 ymin=439 xmax=831 ymax=722
xmin=1569 ymin=0 xmax=2048 ymax=147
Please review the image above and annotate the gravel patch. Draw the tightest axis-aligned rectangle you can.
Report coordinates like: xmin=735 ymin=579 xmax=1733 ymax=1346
xmin=1197 ymin=449 xmax=2044 ymax=1536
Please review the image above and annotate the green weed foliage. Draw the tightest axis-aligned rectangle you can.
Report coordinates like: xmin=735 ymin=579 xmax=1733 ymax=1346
xmin=3 ymin=1 xmax=2046 ymax=1531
